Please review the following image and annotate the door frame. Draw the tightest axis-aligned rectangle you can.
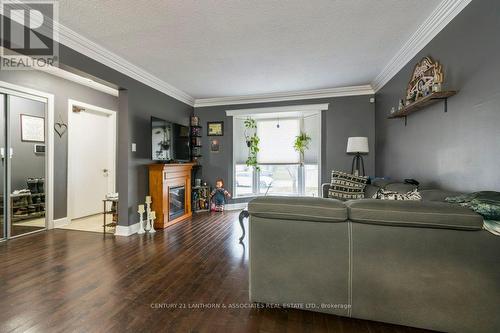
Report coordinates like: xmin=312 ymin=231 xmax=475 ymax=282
xmin=0 ymin=80 xmax=55 ymax=237
xmin=67 ymin=99 xmax=117 ymax=223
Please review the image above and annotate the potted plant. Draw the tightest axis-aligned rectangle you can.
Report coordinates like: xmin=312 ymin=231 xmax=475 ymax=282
xmin=244 ymin=118 xmax=260 ymax=170
xmin=293 ymin=132 xmax=312 ymax=165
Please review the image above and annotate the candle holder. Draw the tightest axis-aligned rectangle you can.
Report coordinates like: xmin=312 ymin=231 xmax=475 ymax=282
xmin=149 ymin=211 xmax=156 ymax=234
xmin=145 ymin=200 xmax=152 ymax=231
xmin=137 ymin=205 xmax=146 ymax=234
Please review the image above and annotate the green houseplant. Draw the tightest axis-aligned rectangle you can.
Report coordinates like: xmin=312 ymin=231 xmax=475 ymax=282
xmin=244 ymin=118 xmax=260 ymax=171
xmin=293 ymin=132 xmax=312 ymax=165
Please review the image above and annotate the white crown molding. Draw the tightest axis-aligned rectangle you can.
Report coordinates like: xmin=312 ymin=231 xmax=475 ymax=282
xmin=7 ymin=1 xmax=470 ymax=105
xmin=371 ymin=0 xmax=472 ymax=92
xmin=194 ymin=85 xmax=374 ymax=108
xmin=56 ymin=24 xmax=195 ymax=106
xmin=5 ymin=3 xmax=195 ymax=105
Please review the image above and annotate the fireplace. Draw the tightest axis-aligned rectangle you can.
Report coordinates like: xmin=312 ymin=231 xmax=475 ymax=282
xmin=149 ymin=163 xmax=194 ymax=229
xmin=169 ymin=186 xmax=185 ymax=221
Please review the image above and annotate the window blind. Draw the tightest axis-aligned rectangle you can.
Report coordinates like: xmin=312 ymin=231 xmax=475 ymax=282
xmin=257 ymin=118 xmax=299 ymax=164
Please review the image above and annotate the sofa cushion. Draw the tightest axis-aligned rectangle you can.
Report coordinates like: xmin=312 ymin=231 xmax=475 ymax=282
xmin=249 ymin=196 xmax=347 ymax=223
xmin=346 ymin=199 xmax=483 ymax=230
xmin=384 ymin=182 xmax=418 ymax=193
xmin=328 ymin=170 xmax=368 ymax=201
xmin=420 ymin=189 xmax=463 ymax=202
xmin=371 ymin=178 xmax=396 ymax=188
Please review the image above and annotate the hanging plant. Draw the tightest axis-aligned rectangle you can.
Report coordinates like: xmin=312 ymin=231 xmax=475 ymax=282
xmin=244 ymin=118 xmax=257 ymax=146
xmin=293 ymin=132 xmax=312 ymax=165
xmin=244 ymin=117 xmax=260 ymax=170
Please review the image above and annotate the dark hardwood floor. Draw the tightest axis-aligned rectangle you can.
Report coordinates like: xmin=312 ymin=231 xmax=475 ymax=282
xmin=0 ymin=211 xmax=432 ymax=333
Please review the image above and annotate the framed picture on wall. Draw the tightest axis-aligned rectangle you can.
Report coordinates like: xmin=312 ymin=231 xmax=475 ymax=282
xmin=21 ymin=114 xmax=45 ymax=142
xmin=207 ymin=121 xmax=224 ymax=136
xmin=210 ymin=139 xmax=220 ymax=152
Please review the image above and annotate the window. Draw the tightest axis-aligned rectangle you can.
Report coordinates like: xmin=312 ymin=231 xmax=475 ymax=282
xmin=259 ymin=164 xmax=299 ymax=195
xmin=231 ymin=105 xmax=323 ymax=198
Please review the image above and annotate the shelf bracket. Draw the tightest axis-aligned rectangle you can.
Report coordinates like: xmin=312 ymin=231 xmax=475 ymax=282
xmin=444 ymin=98 xmax=448 ymax=113
xmin=404 ymin=116 xmax=407 ymax=126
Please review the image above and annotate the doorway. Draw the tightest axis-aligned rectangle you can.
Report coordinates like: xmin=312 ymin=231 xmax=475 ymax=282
xmin=0 ymin=82 xmax=54 ymax=240
xmin=65 ymin=100 xmax=116 ymax=233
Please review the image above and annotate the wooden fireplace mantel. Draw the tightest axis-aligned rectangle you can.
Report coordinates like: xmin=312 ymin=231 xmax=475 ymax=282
xmin=148 ymin=163 xmax=195 ymax=229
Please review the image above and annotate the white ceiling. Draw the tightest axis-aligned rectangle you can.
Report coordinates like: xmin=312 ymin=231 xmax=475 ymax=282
xmin=57 ymin=0 xmax=442 ymax=100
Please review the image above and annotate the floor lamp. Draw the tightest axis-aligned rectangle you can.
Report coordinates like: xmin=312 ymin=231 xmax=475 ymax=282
xmin=347 ymin=137 xmax=369 ymax=176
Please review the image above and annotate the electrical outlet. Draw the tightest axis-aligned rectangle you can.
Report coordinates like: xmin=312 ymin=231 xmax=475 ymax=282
xmin=131 ymin=143 xmax=137 ymax=152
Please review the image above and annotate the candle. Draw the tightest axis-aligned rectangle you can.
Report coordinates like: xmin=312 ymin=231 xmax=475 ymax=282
xmin=150 ymin=211 xmax=156 ymax=219
xmin=138 ymin=204 xmax=145 ymax=213
xmin=145 ymin=196 xmax=152 ymax=204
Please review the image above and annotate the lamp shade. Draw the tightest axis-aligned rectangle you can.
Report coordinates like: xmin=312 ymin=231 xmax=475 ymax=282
xmin=347 ymin=137 xmax=369 ymax=153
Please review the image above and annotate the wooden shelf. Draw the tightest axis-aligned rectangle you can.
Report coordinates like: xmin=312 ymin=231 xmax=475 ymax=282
xmin=388 ymin=91 xmax=457 ymax=120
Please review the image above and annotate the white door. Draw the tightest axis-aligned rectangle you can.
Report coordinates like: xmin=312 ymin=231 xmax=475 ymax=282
xmin=69 ymin=106 xmax=115 ymax=219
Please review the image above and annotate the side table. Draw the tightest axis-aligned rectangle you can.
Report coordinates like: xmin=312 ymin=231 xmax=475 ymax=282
xmin=103 ymin=198 xmax=118 ymax=234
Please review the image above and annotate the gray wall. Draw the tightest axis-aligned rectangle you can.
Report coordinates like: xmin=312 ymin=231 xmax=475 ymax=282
xmin=0 ymin=23 xmax=193 ymax=226
xmin=375 ymin=0 xmax=500 ymax=192
xmin=0 ymin=70 xmax=118 ymax=219
xmin=59 ymin=46 xmax=193 ymax=225
xmin=195 ymin=95 xmax=375 ymax=203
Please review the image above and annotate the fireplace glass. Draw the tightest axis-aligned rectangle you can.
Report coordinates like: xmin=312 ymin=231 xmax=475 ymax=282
xmin=169 ymin=186 xmax=185 ymax=220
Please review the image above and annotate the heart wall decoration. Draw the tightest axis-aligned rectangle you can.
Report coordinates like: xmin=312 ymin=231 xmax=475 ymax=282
xmin=54 ymin=122 xmax=67 ymax=138
xmin=54 ymin=114 xmax=67 ymax=138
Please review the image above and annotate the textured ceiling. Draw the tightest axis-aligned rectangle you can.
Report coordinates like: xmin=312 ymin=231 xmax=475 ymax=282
xmin=58 ymin=0 xmax=440 ymax=99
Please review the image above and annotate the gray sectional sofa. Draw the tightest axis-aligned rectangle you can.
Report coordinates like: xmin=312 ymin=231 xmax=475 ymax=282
xmin=248 ymin=187 xmax=500 ymax=332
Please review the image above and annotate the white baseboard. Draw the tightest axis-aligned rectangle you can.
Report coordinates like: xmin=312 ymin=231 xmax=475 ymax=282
xmin=114 ymin=222 xmax=140 ymax=237
xmin=225 ymin=203 xmax=248 ymax=211
xmin=53 ymin=217 xmax=69 ymax=228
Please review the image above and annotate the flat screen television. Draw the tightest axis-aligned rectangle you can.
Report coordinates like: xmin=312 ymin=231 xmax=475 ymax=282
xmin=151 ymin=117 xmax=190 ymax=162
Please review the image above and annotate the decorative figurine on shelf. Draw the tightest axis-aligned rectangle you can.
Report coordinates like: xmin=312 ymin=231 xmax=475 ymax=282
xmin=406 ymin=56 xmax=444 ymax=99
xmin=432 ymin=67 xmax=444 ymax=92
xmin=210 ymin=178 xmax=231 ymax=212
xmin=423 ymin=85 xmax=431 ymax=97
xmin=398 ymin=99 xmax=405 ymax=110
xmin=137 ymin=204 xmax=146 ymax=234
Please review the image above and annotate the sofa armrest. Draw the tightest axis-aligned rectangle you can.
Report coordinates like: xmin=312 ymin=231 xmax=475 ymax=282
xmin=322 ymin=183 xmax=330 ymax=198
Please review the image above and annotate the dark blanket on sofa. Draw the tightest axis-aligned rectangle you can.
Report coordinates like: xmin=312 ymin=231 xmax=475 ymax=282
xmin=446 ymin=191 xmax=500 ymax=235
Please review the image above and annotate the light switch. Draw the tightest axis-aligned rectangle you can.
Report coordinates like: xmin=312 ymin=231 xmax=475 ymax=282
xmin=131 ymin=143 xmax=137 ymax=152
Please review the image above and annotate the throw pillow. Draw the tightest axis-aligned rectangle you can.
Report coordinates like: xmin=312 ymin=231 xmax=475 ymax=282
xmin=328 ymin=170 xmax=368 ymax=201
xmin=373 ymin=188 xmax=422 ymax=200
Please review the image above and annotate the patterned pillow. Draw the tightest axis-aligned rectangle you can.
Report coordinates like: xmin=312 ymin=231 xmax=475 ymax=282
xmin=373 ymin=188 xmax=422 ymax=200
xmin=328 ymin=170 xmax=368 ymax=201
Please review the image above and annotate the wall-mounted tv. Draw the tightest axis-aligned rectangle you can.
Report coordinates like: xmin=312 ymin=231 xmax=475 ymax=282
xmin=151 ymin=117 xmax=190 ymax=162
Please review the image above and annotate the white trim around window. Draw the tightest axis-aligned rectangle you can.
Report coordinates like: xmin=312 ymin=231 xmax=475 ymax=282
xmin=230 ymin=104 xmax=325 ymax=199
